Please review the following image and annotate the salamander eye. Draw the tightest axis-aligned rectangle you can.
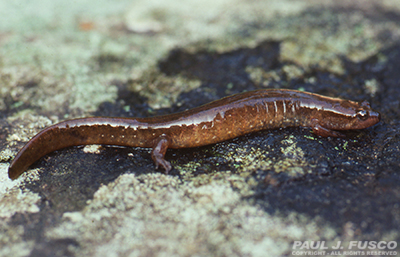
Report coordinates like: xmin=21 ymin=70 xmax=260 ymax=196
xmin=356 ymin=110 xmax=369 ymax=120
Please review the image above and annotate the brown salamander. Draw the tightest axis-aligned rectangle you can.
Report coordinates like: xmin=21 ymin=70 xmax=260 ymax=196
xmin=8 ymin=89 xmax=380 ymax=180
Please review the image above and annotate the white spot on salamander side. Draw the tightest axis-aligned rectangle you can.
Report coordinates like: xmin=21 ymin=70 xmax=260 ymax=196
xmin=202 ymin=125 xmax=207 ymax=129
xmin=283 ymin=101 xmax=286 ymax=115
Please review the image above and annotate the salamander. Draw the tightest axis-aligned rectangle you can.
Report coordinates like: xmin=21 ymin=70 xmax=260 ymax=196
xmin=8 ymin=89 xmax=381 ymax=180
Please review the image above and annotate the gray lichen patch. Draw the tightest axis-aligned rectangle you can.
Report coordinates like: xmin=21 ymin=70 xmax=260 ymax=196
xmin=225 ymin=135 xmax=312 ymax=177
xmin=46 ymin=173 xmax=337 ymax=257
xmin=0 ymin=188 xmax=41 ymax=219
xmin=0 ymin=66 xmax=74 ymax=114
xmin=124 ymin=0 xmax=307 ymax=45
xmin=227 ymin=146 xmax=274 ymax=172
xmin=276 ymin=10 xmax=400 ymax=74
xmin=246 ymin=64 xmax=306 ymax=88
xmin=0 ymin=220 xmax=35 ymax=257
xmin=0 ymin=164 xmax=40 ymax=219
xmin=275 ymin=135 xmax=313 ymax=176
xmin=128 ymin=71 xmax=202 ymax=109
xmin=0 ymin=148 xmax=13 ymax=163
xmin=7 ymin=112 xmax=54 ymax=147
xmin=174 ymin=161 xmax=202 ymax=179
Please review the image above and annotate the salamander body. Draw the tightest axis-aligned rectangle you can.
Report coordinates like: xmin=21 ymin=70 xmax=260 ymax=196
xmin=8 ymin=89 xmax=381 ymax=179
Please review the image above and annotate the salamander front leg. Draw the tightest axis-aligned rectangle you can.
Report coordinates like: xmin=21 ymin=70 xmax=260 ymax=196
xmin=151 ymin=136 xmax=172 ymax=173
xmin=310 ymin=119 xmax=345 ymax=138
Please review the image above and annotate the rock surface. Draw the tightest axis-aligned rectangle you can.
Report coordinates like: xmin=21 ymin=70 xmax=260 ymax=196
xmin=1 ymin=0 xmax=399 ymax=256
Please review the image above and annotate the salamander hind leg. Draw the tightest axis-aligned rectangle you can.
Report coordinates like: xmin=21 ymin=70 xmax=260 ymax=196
xmin=151 ymin=135 xmax=172 ymax=174
xmin=310 ymin=119 xmax=345 ymax=138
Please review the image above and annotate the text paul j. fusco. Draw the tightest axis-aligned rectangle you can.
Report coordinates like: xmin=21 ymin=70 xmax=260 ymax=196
xmin=292 ymin=241 xmax=398 ymax=256
xmin=292 ymin=241 xmax=397 ymax=250
xmin=293 ymin=241 xmax=397 ymax=250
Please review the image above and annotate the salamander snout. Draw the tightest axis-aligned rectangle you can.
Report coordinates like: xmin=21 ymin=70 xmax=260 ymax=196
xmin=353 ymin=101 xmax=381 ymax=129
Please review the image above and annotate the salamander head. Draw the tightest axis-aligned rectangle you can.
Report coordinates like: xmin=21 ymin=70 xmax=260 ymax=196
xmin=352 ymin=100 xmax=381 ymax=128
xmin=321 ymin=100 xmax=381 ymax=130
